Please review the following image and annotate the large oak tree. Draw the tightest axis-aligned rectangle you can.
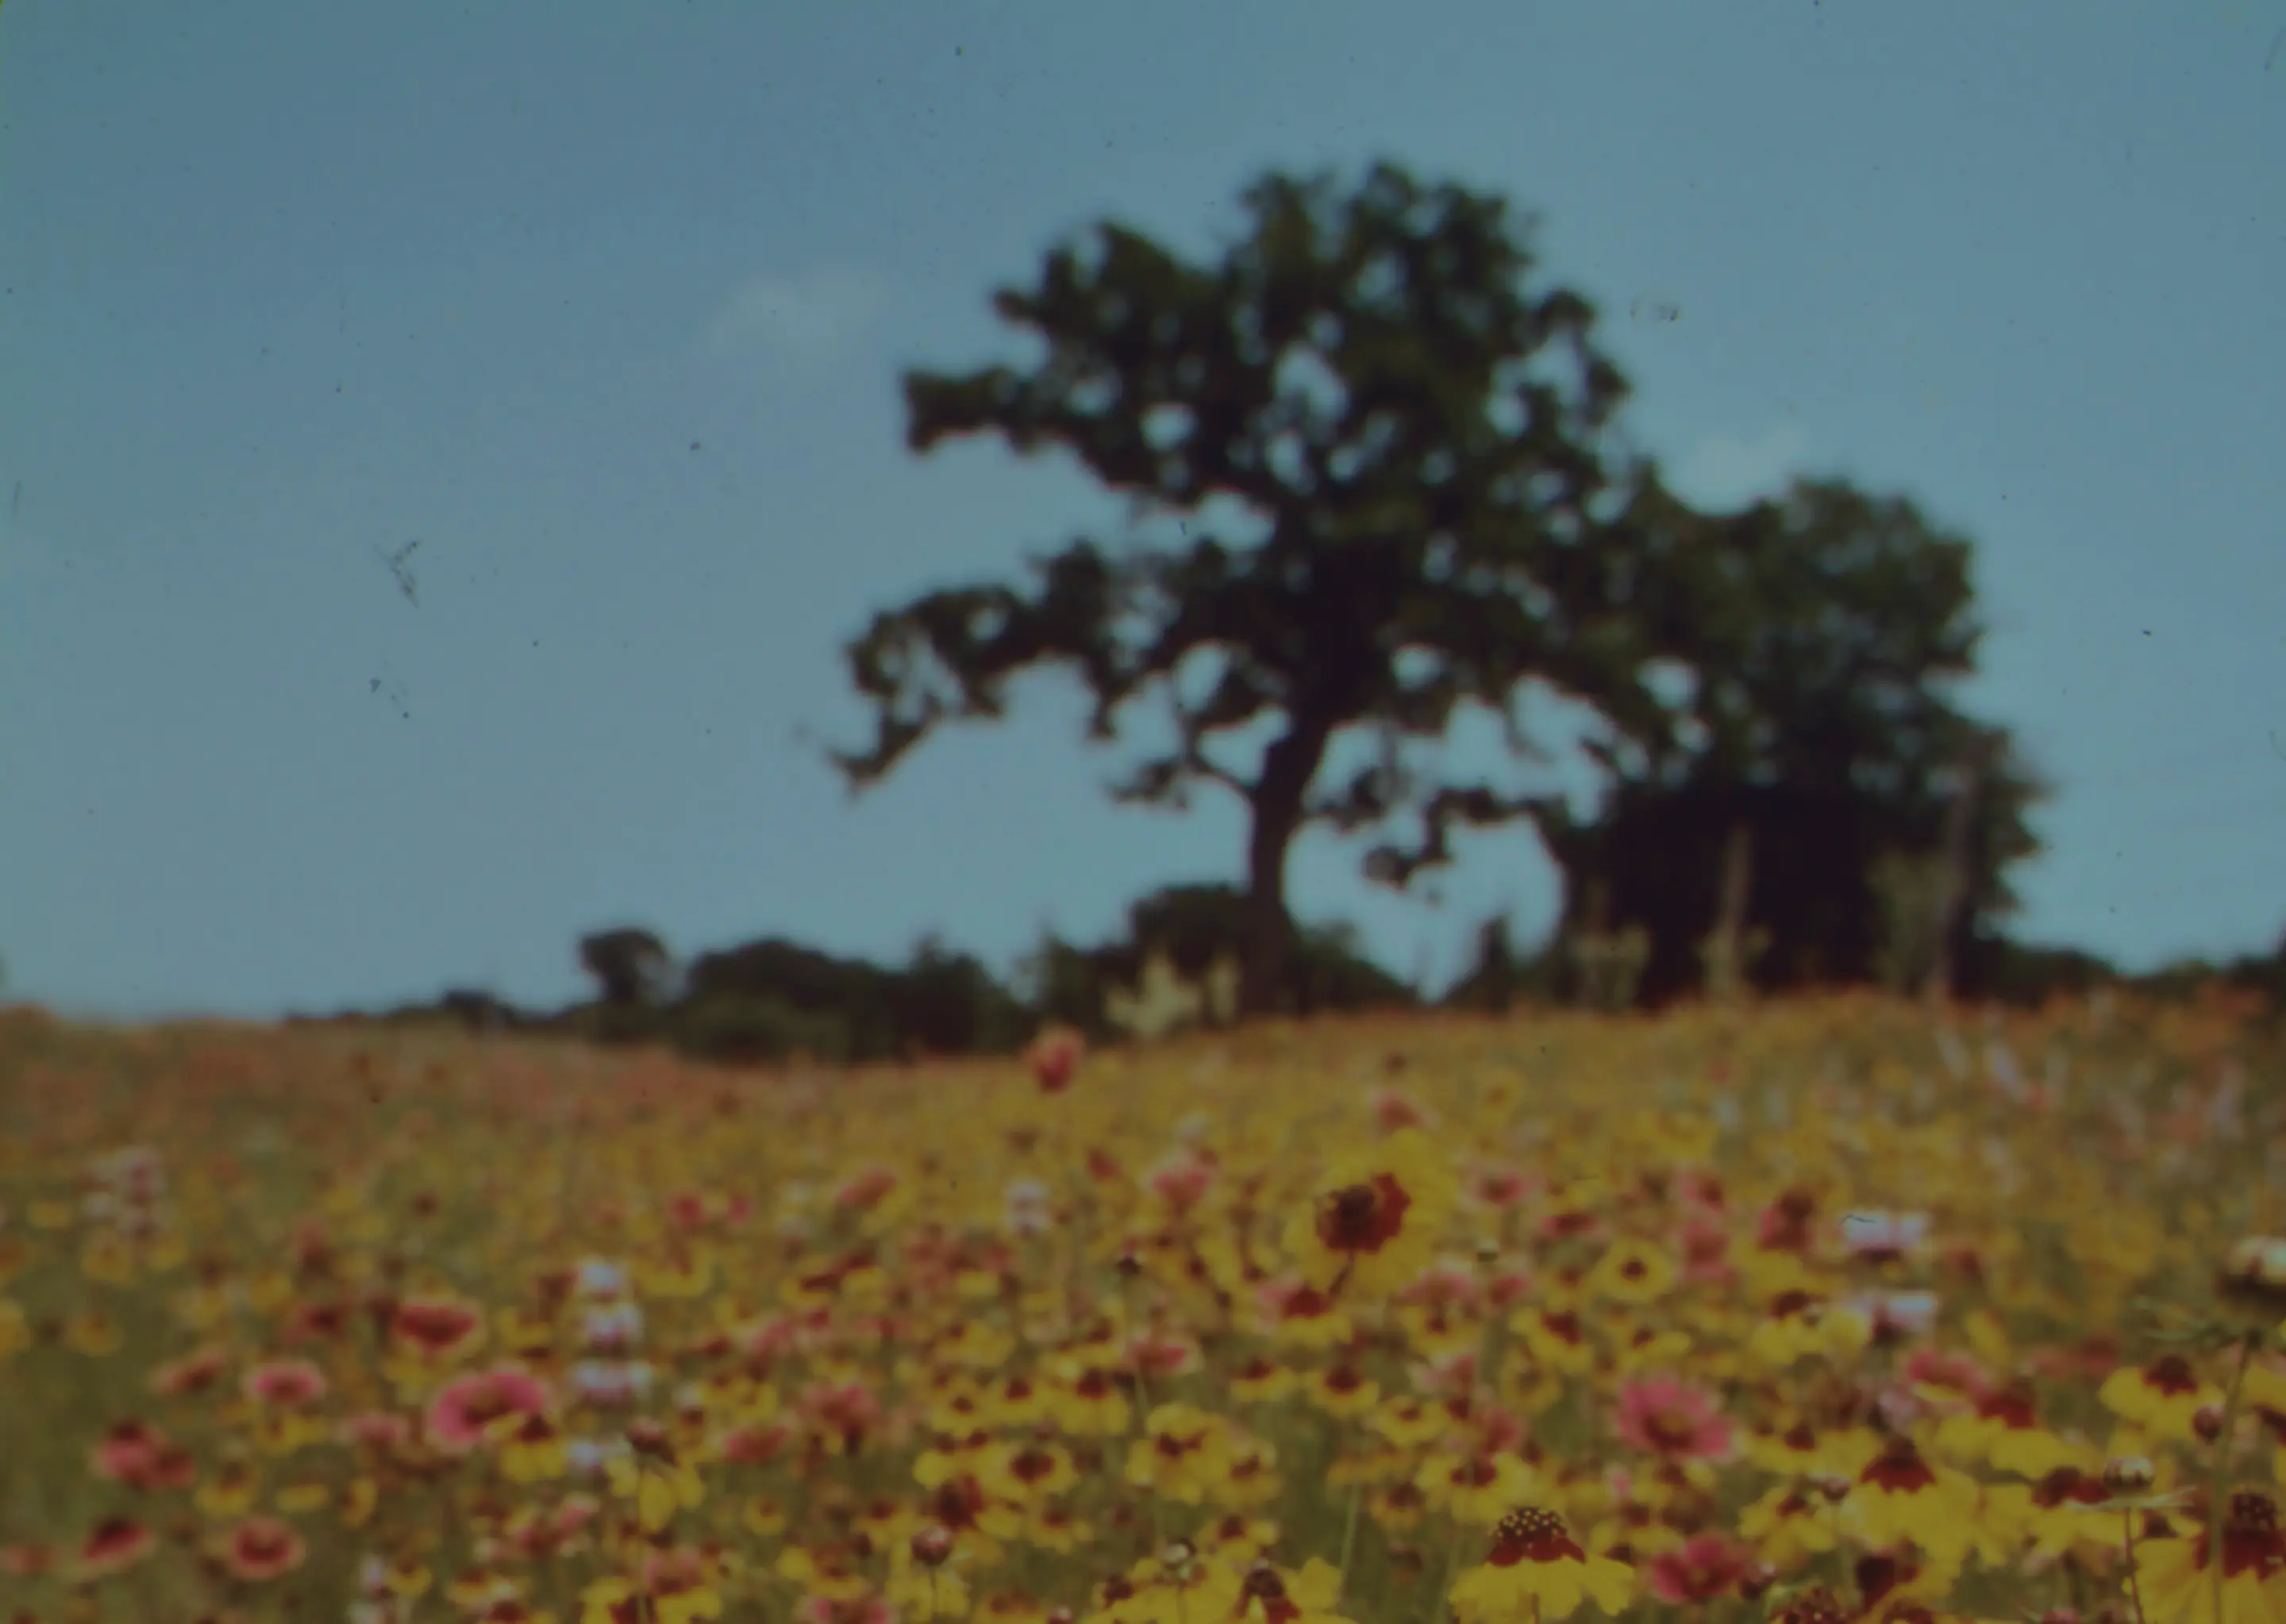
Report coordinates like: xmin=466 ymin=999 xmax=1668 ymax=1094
xmin=824 ymin=161 xmax=1694 ymax=1015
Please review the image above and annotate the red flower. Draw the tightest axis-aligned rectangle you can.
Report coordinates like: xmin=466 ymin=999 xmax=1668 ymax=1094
xmin=243 ymin=1357 xmax=328 ymax=1407
xmin=391 ymin=1295 xmax=483 ymax=1357
xmin=425 ymin=1366 xmax=552 ymax=1453
xmin=1029 ymin=1028 xmax=1084 ymax=1095
xmin=77 ymin=1517 xmax=154 ymax=1580
xmin=1613 ymin=1376 xmax=1733 ymax=1464
xmin=219 ymin=1516 xmax=305 ymax=1583
xmin=1647 ymin=1534 xmax=1751 ymax=1603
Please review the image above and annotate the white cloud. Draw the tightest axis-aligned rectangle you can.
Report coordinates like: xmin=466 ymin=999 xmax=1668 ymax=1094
xmin=1668 ymin=421 xmax=1808 ymax=512
xmin=702 ymin=267 xmax=888 ymax=360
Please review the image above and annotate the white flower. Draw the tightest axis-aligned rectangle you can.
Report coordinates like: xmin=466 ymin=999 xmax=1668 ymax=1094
xmin=574 ymin=1257 xmax=629 ymax=1300
xmin=1838 ymin=1210 xmax=1928 ymax=1256
xmin=570 ymin=1360 xmax=652 ymax=1407
xmin=580 ymin=1302 xmax=645 ymax=1353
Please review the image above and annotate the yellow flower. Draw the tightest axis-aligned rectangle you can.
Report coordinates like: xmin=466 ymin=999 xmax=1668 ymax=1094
xmin=1510 ymin=1308 xmax=1596 ymax=1377
xmin=493 ymin=1412 xmax=569 ymax=1484
xmin=2100 ymin=1355 xmax=2222 ymax=1443
xmin=777 ymin=1544 xmax=873 ymax=1608
xmin=606 ymin=1437 xmax=704 ymax=1534
xmin=195 ymin=1458 xmax=260 ymax=1520
xmin=2130 ymin=1490 xmax=2286 ymax=1624
xmin=1416 ymin=1450 xmax=1543 ymax=1528
xmin=275 ymin=1480 xmax=330 ymax=1515
xmin=1588 ymin=1238 xmax=1676 ymax=1307
xmin=1842 ymin=1437 xmax=1982 ymax=1566
xmin=1450 ymin=1508 xmax=1634 ymax=1622
xmin=0 ymin=1298 xmax=27 ymax=1358
xmin=581 ymin=1574 xmax=722 ymax=1624
xmin=1303 ymin=1364 xmax=1381 ymax=1421
xmin=979 ymin=1440 xmax=1079 ymax=1508
xmin=1126 ymin=1403 xmax=1230 ymax=1506
xmin=1738 ymin=1484 xmax=1842 ymax=1571
xmin=1284 ymin=1129 xmax=1458 ymax=1300
xmin=1373 ymin=1395 xmax=1455 ymax=1451
xmin=1048 ymin=1360 xmax=1132 ymax=1437
xmin=1230 ymin=1356 xmax=1299 ymax=1407
xmin=1199 ymin=1557 xmax=1357 ymax=1624
xmin=67 ymin=1310 xmax=122 ymax=1357
xmin=338 ymin=1476 xmax=378 ymax=1530
xmin=1212 ymin=1437 xmax=1283 ymax=1510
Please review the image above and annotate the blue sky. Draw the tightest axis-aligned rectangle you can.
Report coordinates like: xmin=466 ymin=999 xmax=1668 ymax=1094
xmin=3 ymin=2 xmax=2283 ymax=1021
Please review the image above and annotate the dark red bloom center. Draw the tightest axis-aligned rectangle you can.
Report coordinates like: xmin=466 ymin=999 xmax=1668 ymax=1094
xmin=1318 ymin=1176 xmax=1410 ymax=1256
xmin=1487 ymin=1507 xmax=1583 ymax=1566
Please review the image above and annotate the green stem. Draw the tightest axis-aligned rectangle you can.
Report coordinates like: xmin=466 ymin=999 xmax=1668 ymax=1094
xmin=1428 ymin=1519 xmax=1469 ymax=1624
xmin=2124 ymin=1508 xmax=2148 ymax=1624
xmin=1117 ymin=1269 xmax=1164 ymax=1555
xmin=1334 ymin=1475 xmax=1364 ymax=1608
xmin=2209 ymin=1330 xmax=2259 ymax=1624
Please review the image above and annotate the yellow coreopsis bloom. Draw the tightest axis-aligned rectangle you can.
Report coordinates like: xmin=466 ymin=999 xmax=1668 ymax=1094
xmin=1842 ymin=1437 xmax=1982 ymax=1565
xmin=606 ymin=1439 xmax=703 ymax=1534
xmin=1199 ymin=1557 xmax=1357 ymax=1624
xmin=1738 ymin=1483 xmax=1843 ymax=1571
xmin=2130 ymin=1491 xmax=2286 ymax=1624
xmin=1230 ymin=1356 xmax=1299 ymax=1407
xmin=1285 ymin=1129 xmax=1458 ymax=1300
xmin=2100 ymin=1355 xmax=2222 ymax=1443
xmin=1126 ymin=1403 xmax=1230 ymax=1505
xmin=1588 ymin=1237 xmax=1676 ymax=1307
xmin=1416 ymin=1449 xmax=1543 ymax=1528
xmin=581 ymin=1574 xmax=722 ymax=1624
xmin=1450 ymin=1507 xmax=1635 ymax=1622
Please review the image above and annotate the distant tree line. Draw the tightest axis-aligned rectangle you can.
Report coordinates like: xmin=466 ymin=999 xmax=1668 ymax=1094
xmin=295 ymin=899 xmax=2285 ymax=1063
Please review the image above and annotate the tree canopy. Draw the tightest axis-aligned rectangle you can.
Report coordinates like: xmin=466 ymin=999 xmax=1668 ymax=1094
xmin=827 ymin=160 xmax=1695 ymax=1014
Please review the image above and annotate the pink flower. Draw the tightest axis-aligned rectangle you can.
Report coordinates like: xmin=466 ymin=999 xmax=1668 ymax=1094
xmin=833 ymin=1168 xmax=899 ymax=1210
xmin=798 ymin=1380 xmax=881 ymax=1449
xmin=1473 ymin=1167 xmax=1532 ymax=1210
xmin=89 ymin=1421 xmax=164 ymax=1484
xmin=76 ymin=1517 xmax=155 ymax=1580
xmin=1484 ymin=1268 xmax=1533 ymax=1310
xmin=1902 ymin=1346 xmax=1987 ymax=1399
xmin=340 ymin=1410 xmax=411 ymax=1450
xmin=801 ymin=1599 xmax=895 ymax=1624
xmin=720 ymin=1420 xmax=794 ymax=1465
xmin=1398 ymin=1263 xmax=1481 ymax=1311
xmin=1612 ymin=1375 xmax=1733 ymax=1463
xmin=1148 ymin=1156 xmax=1215 ymax=1213
xmin=1677 ymin=1215 xmax=1734 ymax=1285
xmin=424 ymin=1366 xmax=552 ymax=1453
xmin=243 ymin=1358 xmax=328 ymax=1408
xmin=1647 ymin=1534 xmax=1752 ymax=1603
xmin=1371 ymin=1091 xmax=1428 ymax=1133
xmin=218 ymin=1516 xmax=304 ymax=1583
xmin=1029 ymin=1027 xmax=1083 ymax=1095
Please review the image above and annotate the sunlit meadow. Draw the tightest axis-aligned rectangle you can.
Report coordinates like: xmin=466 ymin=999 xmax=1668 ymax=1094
xmin=3 ymin=990 xmax=2284 ymax=1624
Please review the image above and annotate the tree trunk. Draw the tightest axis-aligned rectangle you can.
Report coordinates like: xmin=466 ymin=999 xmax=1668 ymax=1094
xmin=1707 ymin=818 xmax=1754 ymax=1002
xmin=1925 ymin=740 xmax=1989 ymax=1007
xmin=1239 ymin=712 xmax=1337 ymax=1019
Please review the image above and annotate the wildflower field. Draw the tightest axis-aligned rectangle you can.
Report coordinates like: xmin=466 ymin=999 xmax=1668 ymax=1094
xmin=3 ymin=991 xmax=2284 ymax=1624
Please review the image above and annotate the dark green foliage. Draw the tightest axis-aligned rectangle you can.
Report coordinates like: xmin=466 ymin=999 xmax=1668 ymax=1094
xmin=1534 ymin=476 xmax=2051 ymax=1006
xmin=826 ymin=160 xmax=1691 ymax=1015
xmin=1961 ymin=937 xmax=2122 ymax=1008
xmin=1017 ymin=881 xmax=1418 ymax=1040
xmin=577 ymin=927 xmax=675 ymax=1006
xmin=1441 ymin=912 xmax=1562 ymax=1014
